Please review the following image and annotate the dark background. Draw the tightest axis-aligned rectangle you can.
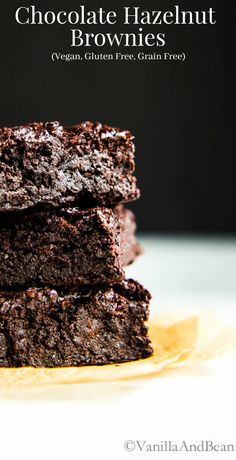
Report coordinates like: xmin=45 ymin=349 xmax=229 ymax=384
xmin=0 ymin=0 xmax=235 ymax=232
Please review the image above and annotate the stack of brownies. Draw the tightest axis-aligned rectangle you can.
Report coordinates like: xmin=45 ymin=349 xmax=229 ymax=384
xmin=0 ymin=121 xmax=153 ymax=367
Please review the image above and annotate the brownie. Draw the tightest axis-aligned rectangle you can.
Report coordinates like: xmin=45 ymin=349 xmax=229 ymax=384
xmin=0 ymin=206 xmax=141 ymax=288
xmin=0 ymin=280 xmax=153 ymax=367
xmin=0 ymin=121 xmax=140 ymax=211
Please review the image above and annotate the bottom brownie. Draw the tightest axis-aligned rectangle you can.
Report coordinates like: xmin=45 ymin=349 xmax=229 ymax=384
xmin=0 ymin=280 xmax=153 ymax=367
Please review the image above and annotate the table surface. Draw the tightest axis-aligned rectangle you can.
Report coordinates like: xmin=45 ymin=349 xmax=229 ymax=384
xmin=130 ymin=235 xmax=236 ymax=311
xmin=1 ymin=236 xmax=236 ymax=460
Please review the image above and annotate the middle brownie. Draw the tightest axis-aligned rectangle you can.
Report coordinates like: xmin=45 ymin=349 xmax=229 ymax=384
xmin=0 ymin=206 xmax=141 ymax=288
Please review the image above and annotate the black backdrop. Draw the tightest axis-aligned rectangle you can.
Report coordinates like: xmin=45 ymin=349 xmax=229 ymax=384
xmin=0 ymin=0 xmax=235 ymax=232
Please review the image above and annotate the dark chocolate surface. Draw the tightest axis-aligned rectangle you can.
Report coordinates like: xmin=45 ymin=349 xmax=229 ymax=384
xmin=0 ymin=121 xmax=139 ymax=211
xmin=0 ymin=206 xmax=141 ymax=288
xmin=0 ymin=279 xmax=153 ymax=367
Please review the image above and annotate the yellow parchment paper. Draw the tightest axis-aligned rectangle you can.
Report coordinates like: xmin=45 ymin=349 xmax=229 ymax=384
xmin=0 ymin=312 xmax=236 ymax=398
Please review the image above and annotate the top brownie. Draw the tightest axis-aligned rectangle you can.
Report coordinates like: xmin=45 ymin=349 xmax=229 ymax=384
xmin=0 ymin=121 xmax=140 ymax=211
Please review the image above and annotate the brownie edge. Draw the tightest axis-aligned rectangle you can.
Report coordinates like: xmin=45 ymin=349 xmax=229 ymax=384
xmin=0 ymin=279 xmax=153 ymax=367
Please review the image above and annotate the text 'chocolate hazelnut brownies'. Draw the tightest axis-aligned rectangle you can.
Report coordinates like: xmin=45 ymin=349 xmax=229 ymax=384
xmin=0 ymin=121 xmax=153 ymax=368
